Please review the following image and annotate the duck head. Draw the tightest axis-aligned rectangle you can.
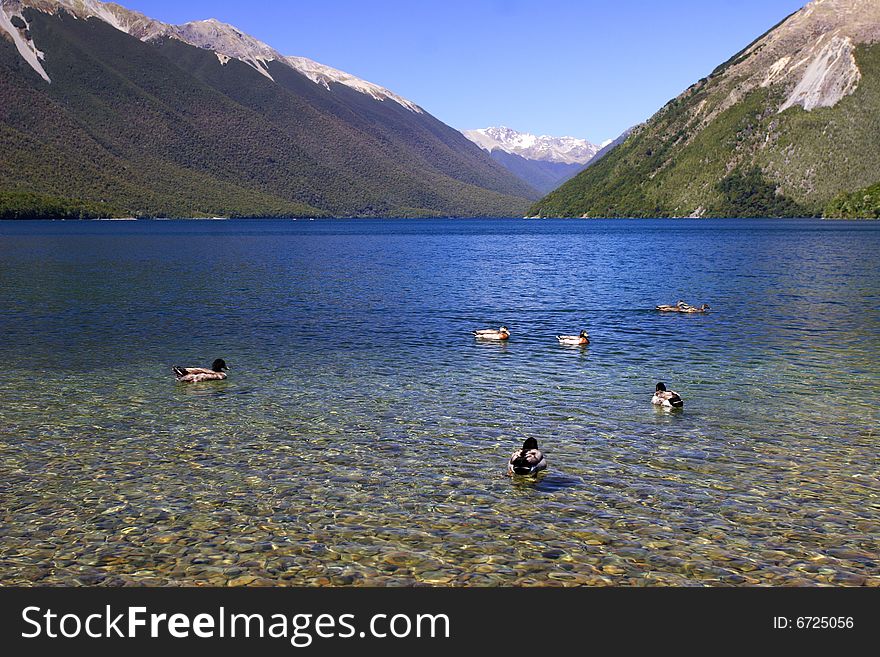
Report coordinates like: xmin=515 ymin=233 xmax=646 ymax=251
xmin=500 ymin=326 xmax=510 ymax=335
xmin=521 ymin=437 xmax=539 ymax=451
xmin=212 ymin=359 xmax=229 ymax=372
xmin=656 ymin=382 xmax=667 ymax=392
xmin=580 ymin=330 xmax=588 ymax=338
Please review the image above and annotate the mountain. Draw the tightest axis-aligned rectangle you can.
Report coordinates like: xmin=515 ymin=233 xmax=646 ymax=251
xmin=0 ymin=0 xmax=537 ymax=218
xmin=580 ymin=127 xmax=635 ymax=171
xmin=530 ymin=0 xmax=880 ymax=219
xmin=463 ymin=126 xmax=602 ymax=165
xmin=463 ymin=126 xmax=603 ymax=194
xmin=479 ymin=149 xmax=587 ymax=196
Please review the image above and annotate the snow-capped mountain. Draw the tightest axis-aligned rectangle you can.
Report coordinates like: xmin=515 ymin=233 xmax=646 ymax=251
xmin=462 ymin=126 xmax=603 ymax=165
xmin=461 ymin=126 xmax=607 ymax=194
xmin=0 ymin=0 xmax=423 ymax=112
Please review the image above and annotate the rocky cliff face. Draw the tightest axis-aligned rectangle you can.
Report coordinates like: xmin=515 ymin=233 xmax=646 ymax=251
xmin=698 ymin=0 xmax=878 ymax=117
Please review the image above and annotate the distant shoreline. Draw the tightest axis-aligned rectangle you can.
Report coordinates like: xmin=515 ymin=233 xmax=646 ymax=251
xmin=0 ymin=215 xmax=877 ymax=222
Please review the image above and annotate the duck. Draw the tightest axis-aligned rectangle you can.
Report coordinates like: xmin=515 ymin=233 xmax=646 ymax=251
xmin=507 ymin=438 xmax=547 ymax=476
xmin=473 ymin=326 xmax=510 ymax=341
xmin=655 ymin=301 xmax=710 ymax=313
xmin=652 ymin=382 xmax=683 ymax=408
xmin=655 ymin=300 xmax=689 ymax=312
xmin=557 ymin=330 xmax=589 ymax=346
xmin=173 ymin=359 xmax=229 ymax=383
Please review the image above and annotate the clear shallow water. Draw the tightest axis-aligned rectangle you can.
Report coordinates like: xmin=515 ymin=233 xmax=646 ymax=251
xmin=0 ymin=218 xmax=878 ymax=587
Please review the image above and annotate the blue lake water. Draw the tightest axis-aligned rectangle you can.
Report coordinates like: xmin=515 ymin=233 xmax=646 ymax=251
xmin=0 ymin=218 xmax=878 ymax=586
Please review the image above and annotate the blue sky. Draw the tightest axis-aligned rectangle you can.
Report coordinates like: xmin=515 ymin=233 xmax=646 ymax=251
xmin=124 ymin=0 xmax=807 ymax=143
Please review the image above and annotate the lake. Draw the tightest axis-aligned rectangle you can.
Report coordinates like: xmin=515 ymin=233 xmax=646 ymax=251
xmin=0 ymin=218 xmax=878 ymax=586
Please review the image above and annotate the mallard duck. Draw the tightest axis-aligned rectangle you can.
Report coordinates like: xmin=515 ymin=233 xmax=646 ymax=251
xmin=508 ymin=438 xmax=547 ymax=476
xmin=655 ymin=300 xmax=689 ymax=312
xmin=557 ymin=330 xmax=589 ymax=346
xmin=173 ymin=359 xmax=229 ymax=383
xmin=473 ymin=326 xmax=510 ymax=341
xmin=656 ymin=301 xmax=710 ymax=313
xmin=652 ymin=382 xmax=683 ymax=408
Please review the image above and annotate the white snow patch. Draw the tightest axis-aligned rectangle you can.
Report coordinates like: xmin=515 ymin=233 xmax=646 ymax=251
xmin=0 ymin=8 xmax=50 ymax=82
xmin=462 ymin=128 xmax=504 ymax=153
xmin=215 ymin=52 xmax=229 ymax=66
xmin=779 ymin=34 xmax=861 ymax=112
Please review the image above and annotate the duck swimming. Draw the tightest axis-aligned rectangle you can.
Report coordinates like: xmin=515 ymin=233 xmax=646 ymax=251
xmin=655 ymin=301 xmax=710 ymax=313
xmin=473 ymin=326 xmax=510 ymax=341
xmin=557 ymin=330 xmax=589 ymax=346
xmin=173 ymin=359 xmax=229 ymax=383
xmin=655 ymin=300 xmax=689 ymax=312
xmin=652 ymin=382 xmax=683 ymax=408
xmin=507 ymin=437 xmax=547 ymax=476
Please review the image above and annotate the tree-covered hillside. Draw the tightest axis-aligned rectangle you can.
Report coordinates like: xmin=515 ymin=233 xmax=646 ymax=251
xmin=0 ymin=7 xmax=535 ymax=218
xmin=530 ymin=18 xmax=880 ymax=220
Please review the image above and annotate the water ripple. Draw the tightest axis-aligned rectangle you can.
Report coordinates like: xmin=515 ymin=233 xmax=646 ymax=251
xmin=0 ymin=218 xmax=878 ymax=587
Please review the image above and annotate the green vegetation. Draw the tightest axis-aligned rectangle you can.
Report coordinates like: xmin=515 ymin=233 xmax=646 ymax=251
xmin=825 ymin=181 xmax=880 ymax=218
xmin=716 ymin=167 xmax=810 ymax=218
xmin=530 ymin=42 xmax=880 ymax=219
xmin=0 ymin=9 xmax=532 ymax=219
xmin=0 ymin=191 xmax=120 ymax=219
